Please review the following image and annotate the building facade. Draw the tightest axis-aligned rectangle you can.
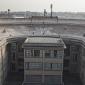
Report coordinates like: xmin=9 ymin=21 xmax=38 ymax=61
xmin=22 ymin=36 xmax=65 ymax=85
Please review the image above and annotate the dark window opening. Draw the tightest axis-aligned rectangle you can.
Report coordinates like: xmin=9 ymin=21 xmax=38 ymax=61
xmin=34 ymin=50 xmax=40 ymax=57
xmin=45 ymin=50 xmax=51 ymax=58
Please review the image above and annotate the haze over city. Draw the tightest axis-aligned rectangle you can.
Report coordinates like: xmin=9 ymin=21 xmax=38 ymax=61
xmin=0 ymin=0 xmax=85 ymax=12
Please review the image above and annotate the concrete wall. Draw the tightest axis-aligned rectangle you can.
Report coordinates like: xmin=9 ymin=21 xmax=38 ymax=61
xmin=0 ymin=41 xmax=8 ymax=85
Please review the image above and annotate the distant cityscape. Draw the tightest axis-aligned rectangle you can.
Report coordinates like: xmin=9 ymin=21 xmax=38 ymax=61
xmin=1 ymin=10 xmax=85 ymax=19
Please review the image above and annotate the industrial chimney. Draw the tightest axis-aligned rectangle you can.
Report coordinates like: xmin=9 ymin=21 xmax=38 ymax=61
xmin=44 ymin=9 xmax=47 ymax=17
xmin=50 ymin=4 xmax=53 ymax=18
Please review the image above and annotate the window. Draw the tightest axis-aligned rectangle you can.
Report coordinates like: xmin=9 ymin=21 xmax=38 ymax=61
xmin=57 ymin=64 xmax=63 ymax=69
xmin=57 ymin=51 xmax=63 ymax=59
xmin=52 ymin=64 xmax=58 ymax=70
xmin=58 ymin=55 xmax=63 ymax=59
xmin=45 ymin=50 xmax=51 ymax=58
xmin=34 ymin=50 xmax=40 ymax=57
xmin=44 ymin=63 xmax=52 ymax=70
xmin=52 ymin=63 xmax=63 ymax=70
xmin=54 ymin=50 xmax=57 ymax=58
xmin=31 ymin=50 xmax=40 ymax=58
xmin=29 ymin=63 xmax=42 ymax=69
xmin=25 ymin=50 xmax=31 ymax=57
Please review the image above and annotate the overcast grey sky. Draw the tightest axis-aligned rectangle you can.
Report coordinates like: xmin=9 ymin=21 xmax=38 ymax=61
xmin=0 ymin=0 xmax=85 ymax=12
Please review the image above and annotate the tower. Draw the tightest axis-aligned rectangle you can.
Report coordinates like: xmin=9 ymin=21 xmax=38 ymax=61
xmin=8 ymin=9 xmax=10 ymax=15
xmin=44 ymin=9 xmax=46 ymax=17
xmin=50 ymin=4 xmax=53 ymax=18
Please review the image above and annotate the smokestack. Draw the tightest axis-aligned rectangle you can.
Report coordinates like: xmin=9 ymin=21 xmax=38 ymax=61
xmin=44 ymin=9 xmax=47 ymax=17
xmin=50 ymin=4 xmax=53 ymax=18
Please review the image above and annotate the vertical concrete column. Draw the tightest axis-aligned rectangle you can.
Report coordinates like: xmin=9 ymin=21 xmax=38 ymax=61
xmin=42 ymin=49 xmax=45 ymax=84
xmin=24 ymin=49 xmax=25 ymax=82
xmin=40 ymin=50 xmax=43 ymax=58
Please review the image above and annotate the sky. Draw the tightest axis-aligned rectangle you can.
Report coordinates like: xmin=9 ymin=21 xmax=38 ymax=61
xmin=0 ymin=0 xmax=85 ymax=12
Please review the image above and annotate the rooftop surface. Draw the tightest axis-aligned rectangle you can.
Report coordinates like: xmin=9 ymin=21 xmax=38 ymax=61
xmin=25 ymin=37 xmax=63 ymax=44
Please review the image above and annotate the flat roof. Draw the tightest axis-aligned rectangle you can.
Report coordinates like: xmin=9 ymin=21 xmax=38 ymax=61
xmin=24 ymin=36 xmax=64 ymax=44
